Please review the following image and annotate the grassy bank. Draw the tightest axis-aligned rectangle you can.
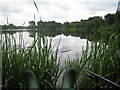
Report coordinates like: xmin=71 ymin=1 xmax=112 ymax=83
xmin=65 ymin=33 xmax=120 ymax=88
xmin=1 ymin=29 xmax=120 ymax=89
xmin=1 ymin=0 xmax=120 ymax=89
xmin=2 ymin=32 xmax=64 ymax=89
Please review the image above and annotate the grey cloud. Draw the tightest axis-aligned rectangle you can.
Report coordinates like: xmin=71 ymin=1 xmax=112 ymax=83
xmin=50 ymin=15 xmax=67 ymax=19
xmin=22 ymin=0 xmax=51 ymax=5
xmin=81 ymin=2 xmax=118 ymax=14
xmin=54 ymin=4 xmax=70 ymax=11
xmin=37 ymin=2 xmax=51 ymax=5
xmin=0 ymin=4 xmax=22 ymax=16
xmin=38 ymin=1 xmax=70 ymax=11
xmin=25 ymin=1 xmax=50 ymax=5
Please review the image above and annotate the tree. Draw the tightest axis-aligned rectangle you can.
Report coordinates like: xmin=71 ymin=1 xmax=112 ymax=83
xmin=105 ymin=14 xmax=115 ymax=25
xmin=29 ymin=21 xmax=35 ymax=28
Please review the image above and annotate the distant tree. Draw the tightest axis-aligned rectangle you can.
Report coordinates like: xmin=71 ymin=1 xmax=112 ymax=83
xmin=105 ymin=14 xmax=115 ymax=25
xmin=2 ymin=23 xmax=17 ymax=29
xmin=37 ymin=20 xmax=44 ymax=28
xmin=37 ymin=21 xmax=61 ymax=30
xmin=92 ymin=16 xmax=102 ymax=29
xmin=63 ymin=22 xmax=71 ymax=28
xmin=29 ymin=21 xmax=35 ymax=28
xmin=71 ymin=21 xmax=80 ymax=28
xmin=2 ymin=25 xmax=8 ymax=29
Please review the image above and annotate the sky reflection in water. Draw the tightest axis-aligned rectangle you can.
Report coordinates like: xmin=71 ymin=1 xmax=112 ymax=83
xmin=13 ymin=32 xmax=91 ymax=61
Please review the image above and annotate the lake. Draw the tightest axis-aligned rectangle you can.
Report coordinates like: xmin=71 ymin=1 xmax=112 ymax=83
xmin=2 ymin=29 xmax=91 ymax=62
xmin=1 ymin=29 xmax=91 ymax=87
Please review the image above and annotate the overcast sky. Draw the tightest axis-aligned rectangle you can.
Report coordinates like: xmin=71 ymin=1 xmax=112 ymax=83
xmin=0 ymin=0 xmax=119 ymax=26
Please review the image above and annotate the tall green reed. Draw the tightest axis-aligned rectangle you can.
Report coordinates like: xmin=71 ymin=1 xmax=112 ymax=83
xmin=2 ymin=30 xmax=63 ymax=89
xmin=64 ymin=33 xmax=120 ymax=88
xmin=0 ymin=26 xmax=2 ymax=89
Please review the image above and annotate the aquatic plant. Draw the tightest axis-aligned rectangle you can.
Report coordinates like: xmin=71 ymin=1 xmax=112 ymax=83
xmin=2 ymin=31 xmax=64 ymax=89
xmin=65 ymin=33 xmax=120 ymax=88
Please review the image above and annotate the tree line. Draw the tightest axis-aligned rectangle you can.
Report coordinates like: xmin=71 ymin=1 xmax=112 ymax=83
xmin=2 ymin=11 xmax=120 ymax=40
xmin=37 ymin=12 xmax=119 ymax=41
xmin=37 ymin=12 xmax=119 ymax=32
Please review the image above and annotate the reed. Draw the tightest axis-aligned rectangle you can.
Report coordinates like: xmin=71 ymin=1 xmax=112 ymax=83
xmin=65 ymin=33 xmax=120 ymax=88
xmin=2 ymin=30 xmax=120 ymax=89
xmin=2 ymin=31 xmax=63 ymax=89
xmin=2 ymin=0 xmax=120 ymax=88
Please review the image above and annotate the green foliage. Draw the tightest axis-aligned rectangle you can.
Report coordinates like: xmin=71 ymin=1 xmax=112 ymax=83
xmin=1 ymin=1 xmax=120 ymax=89
xmin=64 ymin=34 xmax=120 ymax=88
xmin=2 ymin=24 xmax=18 ymax=29
xmin=35 ymin=12 xmax=119 ymax=43
xmin=2 ymin=12 xmax=119 ymax=42
xmin=2 ymin=29 xmax=120 ymax=89
xmin=29 ymin=21 xmax=36 ymax=28
xmin=37 ymin=21 xmax=62 ymax=30
xmin=2 ymin=32 xmax=63 ymax=89
xmin=104 ymin=14 xmax=115 ymax=25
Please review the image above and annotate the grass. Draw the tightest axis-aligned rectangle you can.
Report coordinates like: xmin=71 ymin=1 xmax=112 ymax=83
xmin=2 ymin=31 xmax=64 ymax=89
xmin=1 ymin=29 xmax=120 ymax=89
xmin=1 ymin=0 xmax=120 ymax=88
xmin=64 ymin=33 xmax=120 ymax=88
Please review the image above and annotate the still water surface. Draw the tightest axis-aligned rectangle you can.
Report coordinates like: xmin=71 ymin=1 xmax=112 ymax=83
xmin=3 ymin=29 xmax=91 ymax=61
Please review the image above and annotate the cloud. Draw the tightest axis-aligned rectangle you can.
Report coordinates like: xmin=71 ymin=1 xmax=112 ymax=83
xmin=0 ymin=2 xmax=22 ymax=17
xmin=0 ymin=0 xmax=119 ymax=25
xmin=83 ymin=2 xmax=118 ymax=14
xmin=51 ymin=34 xmax=89 ymax=60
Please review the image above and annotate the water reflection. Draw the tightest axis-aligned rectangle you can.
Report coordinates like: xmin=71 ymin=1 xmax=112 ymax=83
xmin=51 ymin=34 xmax=89 ymax=61
xmin=13 ymin=32 xmax=34 ymax=47
xmin=2 ymin=29 xmax=91 ymax=61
